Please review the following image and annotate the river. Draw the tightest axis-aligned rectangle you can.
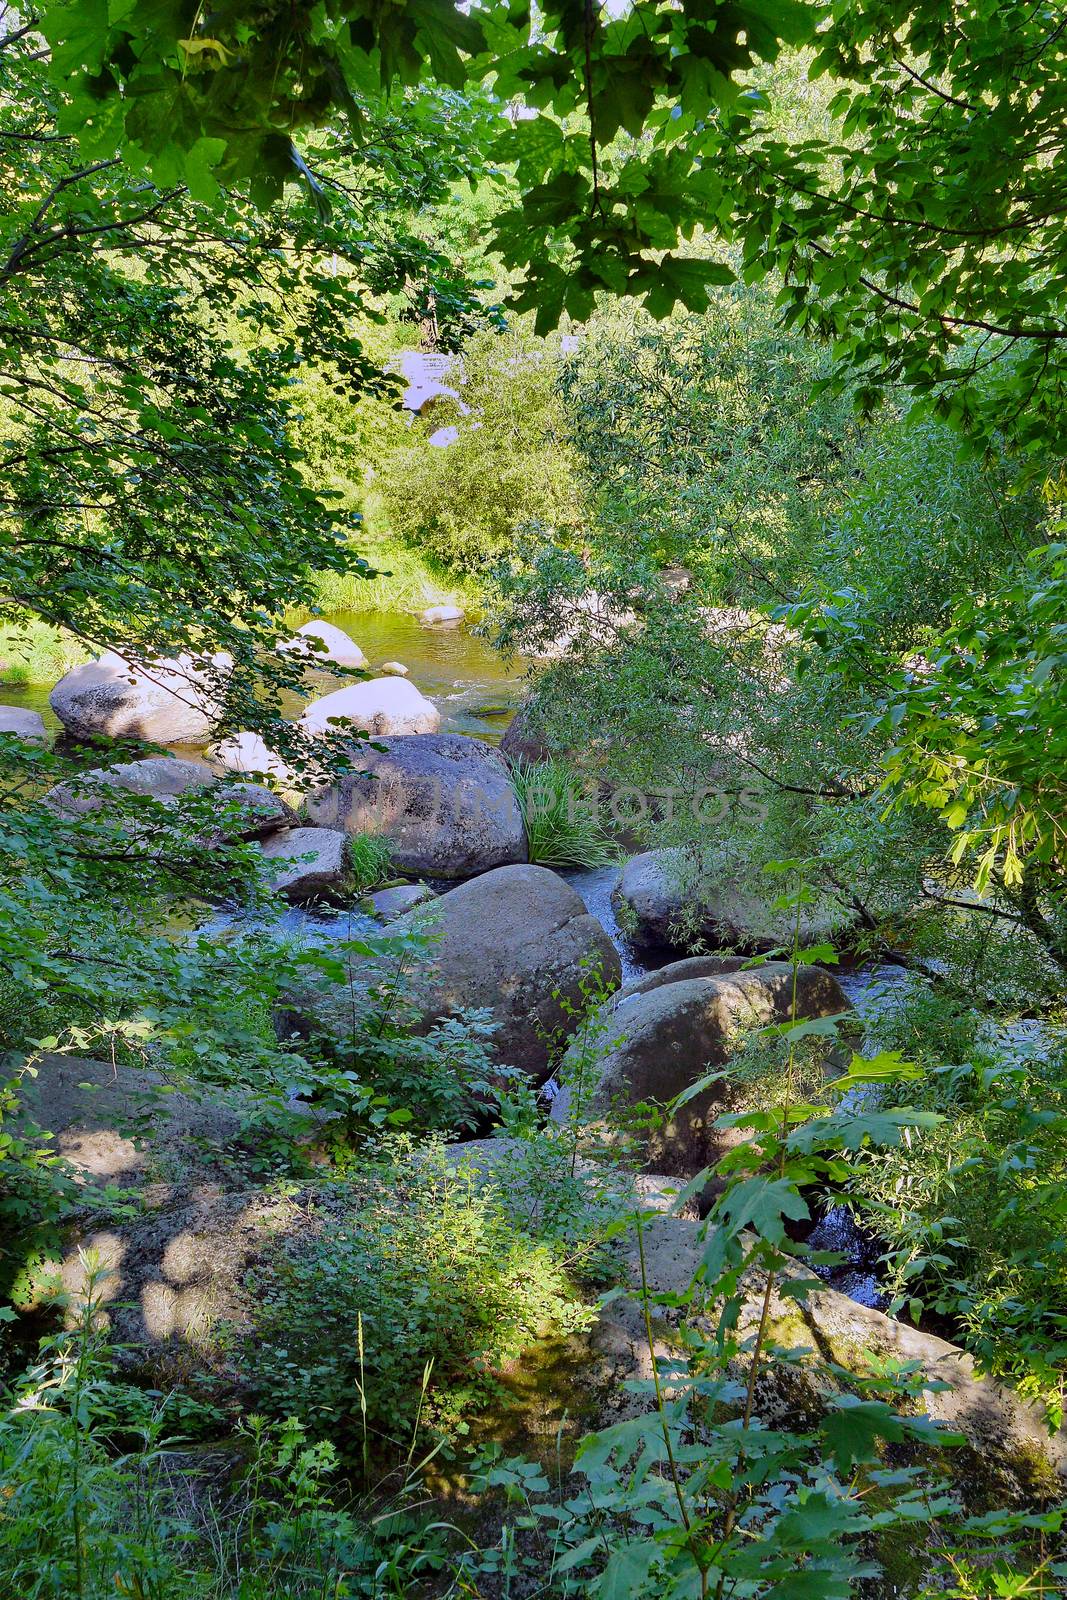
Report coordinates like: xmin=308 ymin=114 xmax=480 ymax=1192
xmin=8 ymin=608 xmax=892 ymax=1305
xmin=0 ymin=607 xmax=528 ymax=745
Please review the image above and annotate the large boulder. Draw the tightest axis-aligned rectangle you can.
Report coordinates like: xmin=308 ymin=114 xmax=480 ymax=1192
xmin=419 ymin=603 xmax=464 ymax=627
xmin=210 ymin=781 xmax=295 ymax=840
xmin=303 ymin=733 xmax=527 ymax=879
xmin=0 ymin=705 xmax=47 ymax=743
xmin=278 ymin=620 xmax=367 ymax=669
xmin=209 ymin=730 xmax=291 ymax=785
xmin=551 ymin=961 xmax=848 ymax=1174
xmin=258 ymin=827 xmax=349 ymax=903
xmin=615 ymin=849 xmax=844 ymax=953
xmin=44 ymin=756 xmax=216 ymax=816
xmin=49 ymin=649 xmax=231 ymax=744
xmin=44 ymin=757 xmax=292 ymax=844
xmin=614 ymin=954 xmax=752 ymax=1002
xmin=300 ymin=677 xmax=440 ymax=739
xmin=590 ymin=1214 xmax=1067 ymax=1499
xmin=500 ymin=702 xmax=555 ymax=767
xmin=303 ymin=864 xmax=621 ymax=1082
xmin=12 ymin=1053 xmax=327 ymax=1191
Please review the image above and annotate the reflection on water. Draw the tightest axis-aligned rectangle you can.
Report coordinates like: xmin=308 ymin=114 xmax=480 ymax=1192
xmin=191 ymin=899 xmax=380 ymax=947
xmin=807 ymin=1204 xmax=888 ymax=1310
xmin=293 ymin=610 xmax=528 ymax=743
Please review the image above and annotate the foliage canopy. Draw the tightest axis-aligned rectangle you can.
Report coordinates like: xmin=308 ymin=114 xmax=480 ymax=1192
xmin=41 ymin=1 xmax=1067 ymax=449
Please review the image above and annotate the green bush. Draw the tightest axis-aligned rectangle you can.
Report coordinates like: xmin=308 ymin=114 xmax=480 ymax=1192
xmin=845 ymin=980 xmax=1067 ymax=1417
xmin=557 ymin=286 xmax=862 ymax=595
xmin=245 ymin=1138 xmax=591 ymax=1466
xmin=0 ymin=1277 xmax=444 ymax=1598
xmin=375 ymin=325 xmax=587 ymax=571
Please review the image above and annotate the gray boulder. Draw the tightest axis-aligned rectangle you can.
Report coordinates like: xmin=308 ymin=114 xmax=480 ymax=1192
xmin=209 ymin=730 xmax=292 ymax=785
xmin=304 ymin=864 xmax=621 ymax=1082
xmin=590 ymin=1213 xmax=1067 ymax=1497
xmin=13 ymin=1053 xmax=327 ymax=1191
xmin=44 ymin=758 xmax=292 ymax=847
xmin=419 ymin=603 xmax=464 ymax=626
xmin=49 ymin=649 xmax=231 ymax=744
xmin=500 ymin=702 xmax=555 ymax=767
xmin=615 ymin=848 xmax=844 ymax=953
xmin=615 ymin=954 xmax=753 ymax=1002
xmin=211 ymin=781 xmax=295 ymax=840
xmin=0 ymin=705 xmax=47 ymax=743
xmin=259 ymin=827 xmax=349 ymax=903
xmin=303 ymin=733 xmax=527 ymax=879
xmin=300 ymin=677 xmax=440 ymax=738
xmin=552 ymin=962 xmax=847 ymax=1173
xmin=44 ymin=756 xmax=216 ymax=816
xmin=361 ymin=881 xmax=436 ymax=921
xmin=278 ymin=620 xmax=367 ymax=669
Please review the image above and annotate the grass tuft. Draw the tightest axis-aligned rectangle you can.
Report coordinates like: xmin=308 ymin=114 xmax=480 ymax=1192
xmin=347 ymin=832 xmax=396 ymax=893
xmin=512 ymin=759 xmax=617 ymax=870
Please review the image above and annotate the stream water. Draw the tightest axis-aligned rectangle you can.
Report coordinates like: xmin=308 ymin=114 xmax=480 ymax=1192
xmin=561 ymin=868 xmax=895 ymax=1308
xmin=8 ymin=609 xmax=893 ymax=1307
xmin=0 ymin=607 xmax=528 ymax=744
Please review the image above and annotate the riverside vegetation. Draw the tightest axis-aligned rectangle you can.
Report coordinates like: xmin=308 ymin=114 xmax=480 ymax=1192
xmin=2 ymin=3 xmax=1066 ymax=1596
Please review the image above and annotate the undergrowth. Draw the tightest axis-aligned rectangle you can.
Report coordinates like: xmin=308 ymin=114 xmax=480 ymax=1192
xmin=245 ymin=1138 xmax=594 ymax=1472
xmin=0 ymin=622 xmax=87 ymax=687
xmin=0 ymin=1265 xmax=451 ymax=1598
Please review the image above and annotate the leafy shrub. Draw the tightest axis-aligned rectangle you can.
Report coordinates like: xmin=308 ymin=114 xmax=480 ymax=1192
xmin=558 ymin=287 xmax=861 ymax=594
xmin=375 ymin=325 xmax=587 ymax=571
xmin=820 ymin=411 xmax=1046 ymax=653
xmin=0 ymin=1269 xmax=446 ymax=1598
xmin=245 ymin=1138 xmax=591 ymax=1467
xmin=290 ymin=923 xmax=507 ymax=1135
xmin=0 ymin=1068 xmax=80 ymax=1312
xmin=845 ymin=979 xmax=1067 ymax=1417
xmin=512 ymin=759 xmax=616 ymax=869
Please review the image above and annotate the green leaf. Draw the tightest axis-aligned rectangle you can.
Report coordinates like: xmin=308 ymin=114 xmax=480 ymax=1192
xmin=594 ymin=1540 xmax=662 ymax=1598
xmin=822 ymin=1395 xmax=959 ymax=1472
xmin=640 ymin=256 xmax=736 ymax=319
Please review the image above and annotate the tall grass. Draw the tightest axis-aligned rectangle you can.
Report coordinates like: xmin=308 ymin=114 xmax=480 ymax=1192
xmin=347 ymin=833 xmax=396 ymax=894
xmin=0 ymin=622 xmax=88 ymax=686
xmin=512 ymin=759 xmax=617 ymax=870
xmin=310 ymin=535 xmax=480 ymax=615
